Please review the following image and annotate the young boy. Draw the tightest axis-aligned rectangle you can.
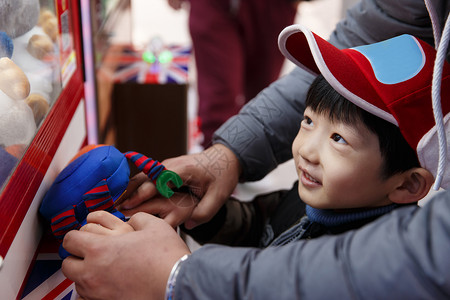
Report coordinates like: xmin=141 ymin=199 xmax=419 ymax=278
xmin=181 ymin=25 xmax=448 ymax=247
xmin=266 ymin=72 xmax=433 ymax=246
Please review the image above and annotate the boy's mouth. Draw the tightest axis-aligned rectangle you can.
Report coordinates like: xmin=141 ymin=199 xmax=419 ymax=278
xmin=300 ymin=168 xmax=321 ymax=186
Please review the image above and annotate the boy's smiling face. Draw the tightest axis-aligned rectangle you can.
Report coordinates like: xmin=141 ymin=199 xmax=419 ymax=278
xmin=292 ymin=107 xmax=400 ymax=210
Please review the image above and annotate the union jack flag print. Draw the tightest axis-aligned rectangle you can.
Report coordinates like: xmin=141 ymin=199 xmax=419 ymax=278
xmin=102 ymin=43 xmax=191 ymax=84
xmin=20 ymin=234 xmax=78 ymax=299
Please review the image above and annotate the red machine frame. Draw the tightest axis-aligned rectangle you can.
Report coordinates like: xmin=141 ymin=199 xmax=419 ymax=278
xmin=0 ymin=1 xmax=86 ymax=298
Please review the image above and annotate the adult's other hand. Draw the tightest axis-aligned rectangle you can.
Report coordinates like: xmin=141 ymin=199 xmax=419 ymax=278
xmin=62 ymin=212 xmax=190 ymax=300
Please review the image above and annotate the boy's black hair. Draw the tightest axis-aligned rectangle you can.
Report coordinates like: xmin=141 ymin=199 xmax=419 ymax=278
xmin=305 ymin=74 xmax=420 ymax=179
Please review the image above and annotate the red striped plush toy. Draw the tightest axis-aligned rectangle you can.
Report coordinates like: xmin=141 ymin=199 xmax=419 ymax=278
xmin=39 ymin=144 xmax=182 ymax=258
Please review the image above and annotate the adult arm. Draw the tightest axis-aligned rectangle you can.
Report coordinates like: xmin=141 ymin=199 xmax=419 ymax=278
xmin=62 ymin=192 xmax=450 ymax=299
xmin=174 ymin=190 xmax=450 ymax=299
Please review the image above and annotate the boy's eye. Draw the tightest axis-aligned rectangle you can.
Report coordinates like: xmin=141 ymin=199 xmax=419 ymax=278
xmin=302 ymin=116 xmax=313 ymax=126
xmin=331 ymin=133 xmax=347 ymax=144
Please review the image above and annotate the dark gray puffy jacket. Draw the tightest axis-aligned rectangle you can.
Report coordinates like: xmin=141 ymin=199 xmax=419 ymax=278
xmin=176 ymin=190 xmax=450 ymax=299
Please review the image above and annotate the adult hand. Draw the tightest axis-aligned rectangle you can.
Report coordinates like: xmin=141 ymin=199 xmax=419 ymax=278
xmin=118 ymin=144 xmax=241 ymax=229
xmin=167 ymin=0 xmax=185 ymax=10
xmin=79 ymin=210 xmax=134 ymax=235
xmin=62 ymin=212 xmax=190 ymax=300
xmin=117 ymin=171 xmax=198 ymax=229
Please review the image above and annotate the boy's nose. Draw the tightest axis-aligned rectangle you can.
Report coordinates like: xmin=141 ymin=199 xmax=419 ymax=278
xmin=299 ymin=139 xmax=320 ymax=165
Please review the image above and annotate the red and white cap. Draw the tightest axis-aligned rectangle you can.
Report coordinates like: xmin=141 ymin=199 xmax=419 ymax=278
xmin=278 ymin=24 xmax=450 ymax=189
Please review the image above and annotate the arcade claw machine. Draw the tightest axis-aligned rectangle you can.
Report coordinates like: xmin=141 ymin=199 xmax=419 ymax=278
xmin=0 ymin=0 xmax=89 ymax=298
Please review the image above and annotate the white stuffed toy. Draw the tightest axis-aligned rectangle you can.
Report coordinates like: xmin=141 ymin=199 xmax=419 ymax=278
xmin=0 ymin=54 xmax=36 ymax=151
xmin=0 ymin=0 xmax=61 ymax=189
xmin=0 ymin=0 xmax=59 ymax=157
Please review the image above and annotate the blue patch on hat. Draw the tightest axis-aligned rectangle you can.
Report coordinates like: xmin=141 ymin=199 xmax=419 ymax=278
xmin=352 ymin=35 xmax=424 ymax=84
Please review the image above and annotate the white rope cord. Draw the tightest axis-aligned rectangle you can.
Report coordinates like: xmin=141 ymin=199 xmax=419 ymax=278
xmin=431 ymin=13 xmax=450 ymax=190
xmin=424 ymin=0 xmax=442 ymax=47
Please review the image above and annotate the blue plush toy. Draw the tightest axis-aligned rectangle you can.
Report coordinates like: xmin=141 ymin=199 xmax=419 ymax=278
xmin=39 ymin=145 xmax=182 ymax=258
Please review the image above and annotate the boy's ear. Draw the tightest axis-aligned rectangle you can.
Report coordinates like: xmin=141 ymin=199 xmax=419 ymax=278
xmin=388 ymin=168 xmax=434 ymax=204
